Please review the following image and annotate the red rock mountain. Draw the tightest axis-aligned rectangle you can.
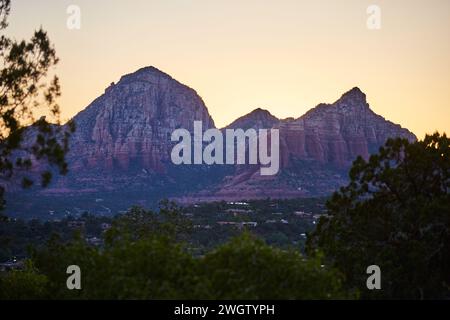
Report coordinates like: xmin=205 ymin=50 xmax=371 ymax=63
xmin=68 ymin=66 xmax=214 ymax=173
xmin=278 ymin=87 xmax=415 ymax=167
xmin=194 ymin=87 xmax=415 ymax=201
xmin=5 ymin=67 xmax=416 ymax=216
xmin=226 ymin=108 xmax=280 ymax=130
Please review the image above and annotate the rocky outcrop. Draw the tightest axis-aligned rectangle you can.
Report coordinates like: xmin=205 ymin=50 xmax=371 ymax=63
xmin=187 ymin=88 xmax=416 ymax=201
xmin=5 ymin=67 xmax=417 ymax=216
xmin=278 ymin=87 xmax=416 ymax=168
xmin=68 ymin=66 xmax=214 ymax=173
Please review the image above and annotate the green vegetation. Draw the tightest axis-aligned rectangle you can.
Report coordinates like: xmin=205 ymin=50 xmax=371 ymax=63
xmin=0 ymin=206 xmax=349 ymax=299
xmin=308 ymin=132 xmax=450 ymax=299
xmin=0 ymin=133 xmax=448 ymax=299
xmin=0 ymin=197 xmax=325 ymax=262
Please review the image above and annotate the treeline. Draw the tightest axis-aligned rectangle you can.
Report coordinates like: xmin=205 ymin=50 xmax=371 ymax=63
xmin=0 ymin=214 xmax=112 ymax=262
xmin=0 ymin=133 xmax=449 ymax=299
xmin=0 ymin=197 xmax=325 ymax=261
xmin=0 ymin=208 xmax=350 ymax=299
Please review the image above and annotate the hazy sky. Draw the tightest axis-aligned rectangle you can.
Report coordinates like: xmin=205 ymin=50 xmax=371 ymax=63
xmin=6 ymin=0 xmax=450 ymax=138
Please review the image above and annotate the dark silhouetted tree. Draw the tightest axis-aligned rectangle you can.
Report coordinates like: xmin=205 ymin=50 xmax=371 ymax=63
xmin=0 ymin=0 xmax=74 ymax=210
xmin=307 ymin=132 xmax=450 ymax=299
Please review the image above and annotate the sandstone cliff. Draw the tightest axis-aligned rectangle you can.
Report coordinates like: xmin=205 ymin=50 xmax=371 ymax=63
xmin=68 ymin=66 xmax=214 ymax=173
xmin=5 ymin=67 xmax=417 ymax=216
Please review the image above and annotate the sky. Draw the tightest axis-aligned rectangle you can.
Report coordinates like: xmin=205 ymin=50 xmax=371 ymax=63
xmin=6 ymin=0 xmax=450 ymax=138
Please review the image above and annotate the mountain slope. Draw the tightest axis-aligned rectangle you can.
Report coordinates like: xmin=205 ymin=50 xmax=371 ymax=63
xmin=279 ymin=87 xmax=415 ymax=167
xmin=69 ymin=66 xmax=214 ymax=173
xmin=4 ymin=67 xmax=416 ymax=217
xmin=186 ymin=87 xmax=416 ymax=201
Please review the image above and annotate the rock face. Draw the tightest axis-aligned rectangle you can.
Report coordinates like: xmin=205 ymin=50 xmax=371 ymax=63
xmin=278 ymin=87 xmax=416 ymax=168
xmin=5 ymin=67 xmax=417 ymax=217
xmin=68 ymin=66 xmax=214 ymax=173
xmin=197 ymin=87 xmax=415 ymax=201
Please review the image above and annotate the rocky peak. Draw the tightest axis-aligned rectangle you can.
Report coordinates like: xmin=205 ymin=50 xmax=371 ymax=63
xmin=278 ymin=87 xmax=416 ymax=168
xmin=117 ymin=66 xmax=174 ymax=84
xmin=68 ymin=66 xmax=215 ymax=172
xmin=333 ymin=86 xmax=370 ymax=113
xmin=225 ymin=107 xmax=279 ymax=130
xmin=339 ymin=86 xmax=366 ymax=101
xmin=301 ymin=87 xmax=370 ymax=119
xmin=8 ymin=71 xmax=421 ymax=216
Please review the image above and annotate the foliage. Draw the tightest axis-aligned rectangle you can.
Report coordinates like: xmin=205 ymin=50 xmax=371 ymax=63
xmin=201 ymin=232 xmax=351 ymax=299
xmin=307 ymin=132 xmax=450 ymax=299
xmin=0 ymin=0 xmax=74 ymax=210
xmin=104 ymin=201 xmax=193 ymax=244
xmin=0 ymin=197 xmax=326 ymax=262
xmin=0 ymin=207 xmax=349 ymax=299
xmin=0 ymin=260 xmax=48 ymax=299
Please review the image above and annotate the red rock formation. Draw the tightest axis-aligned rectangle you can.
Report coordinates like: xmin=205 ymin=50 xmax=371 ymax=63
xmin=5 ymin=68 xmax=418 ymax=215
xmin=278 ymin=87 xmax=416 ymax=168
xmin=195 ymin=87 xmax=416 ymax=201
xmin=68 ymin=66 xmax=214 ymax=173
xmin=64 ymin=72 xmax=416 ymax=200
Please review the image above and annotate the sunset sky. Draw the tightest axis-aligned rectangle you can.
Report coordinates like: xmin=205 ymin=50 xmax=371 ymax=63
xmin=7 ymin=0 xmax=450 ymax=139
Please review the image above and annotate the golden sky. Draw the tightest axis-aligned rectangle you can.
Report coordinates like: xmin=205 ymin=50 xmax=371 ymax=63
xmin=7 ymin=0 xmax=450 ymax=138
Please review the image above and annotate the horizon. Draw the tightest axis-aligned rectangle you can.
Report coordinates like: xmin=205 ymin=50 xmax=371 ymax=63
xmin=6 ymin=0 xmax=450 ymax=139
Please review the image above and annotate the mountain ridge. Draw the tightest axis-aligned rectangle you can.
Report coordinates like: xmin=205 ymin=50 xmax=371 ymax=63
xmin=4 ymin=66 xmax=417 ymax=217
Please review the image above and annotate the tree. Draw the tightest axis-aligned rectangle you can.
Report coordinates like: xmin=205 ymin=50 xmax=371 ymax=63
xmin=0 ymin=0 xmax=74 ymax=210
xmin=307 ymin=132 xmax=450 ymax=299
xmin=0 ymin=260 xmax=49 ymax=299
xmin=29 ymin=232 xmax=200 ymax=299
xmin=104 ymin=202 xmax=193 ymax=244
xmin=201 ymin=232 xmax=351 ymax=299
xmin=2 ymin=209 xmax=351 ymax=299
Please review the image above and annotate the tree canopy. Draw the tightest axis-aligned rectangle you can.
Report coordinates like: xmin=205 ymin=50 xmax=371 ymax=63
xmin=308 ymin=132 xmax=450 ymax=299
xmin=0 ymin=205 xmax=350 ymax=299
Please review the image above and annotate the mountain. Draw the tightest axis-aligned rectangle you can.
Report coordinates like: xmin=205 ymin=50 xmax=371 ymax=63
xmin=279 ymin=87 xmax=415 ymax=167
xmin=4 ymin=67 xmax=416 ymax=218
xmin=68 ymin=66 xmax=214 ymax=173
xmin=189 ymin=87 xmax=415 ymax=202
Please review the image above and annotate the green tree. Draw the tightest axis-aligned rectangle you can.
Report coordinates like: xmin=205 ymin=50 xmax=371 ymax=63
xmin=0 ymin=260 xmax=49 ymax=299
xmin=0 ymin=0 xmax=74 ymax=210
xmin=104 ymin=202 xmax=192 ymax=244
xmin=307 ymin=132 xmax=450 ymax=299
xmin=3 ymin=210 xmax=351 ymax=299
xmin=30 ymin=233 xmax=200 ymax=299
xmin=202 ymin=232 xmax=350 ymax=299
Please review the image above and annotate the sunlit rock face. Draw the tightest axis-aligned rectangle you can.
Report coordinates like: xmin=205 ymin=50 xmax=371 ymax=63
xmin=68 ymin=66 xmax=215 ymax=173
xmin=279 ymin=87 xmax=416 ymax=168
xmin=174 ymin=87 xmax=415 ymax=202
xmin=7 ymin=68 xmax=416 ymax=216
